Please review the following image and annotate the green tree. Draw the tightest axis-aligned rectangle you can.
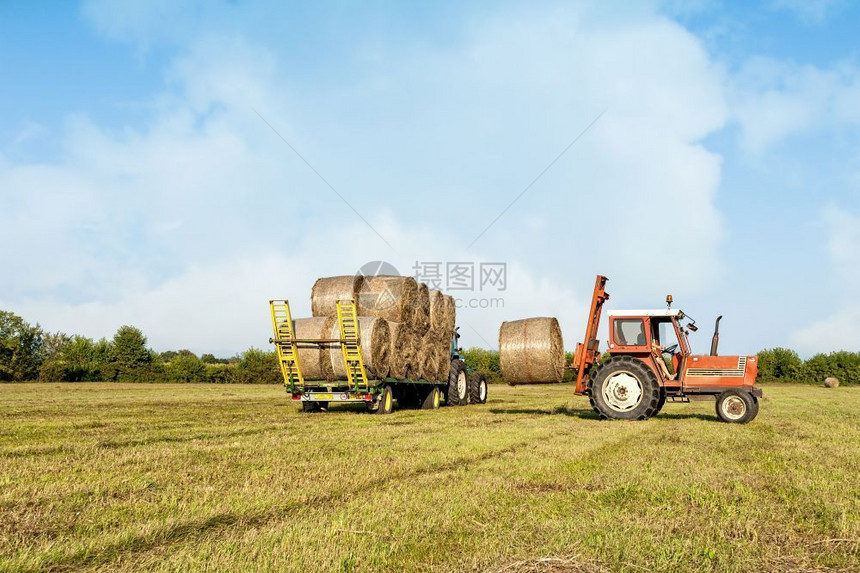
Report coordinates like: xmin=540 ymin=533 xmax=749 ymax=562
xmin=757 ymin=347 xmax=803 ymax=381
xmin=166 ymin=353 xmax=207 ymax=383
xmin=160 ymin=350 xmax=178 ymax=362
xmin=0 ymin=311 xmax=44 ymax=381
xmin=110 ymin=326 xmax=152 ymax=381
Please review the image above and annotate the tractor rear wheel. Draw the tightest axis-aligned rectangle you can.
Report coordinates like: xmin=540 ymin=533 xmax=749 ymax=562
xmin=715 ymin=390 xmax=758 ymax=423
xmin=447 ymin=360 xmax=468 ymax=406
xmin=654 ymin=389 xmax=667 ymax=415
xmin=588 ymin=356 xmax=661 ymax=420
xmin=469 ymin=371 xmax=488 ymax=404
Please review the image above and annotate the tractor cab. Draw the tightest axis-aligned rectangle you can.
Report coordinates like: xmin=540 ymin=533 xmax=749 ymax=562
xmin=607 ymin=308 xmax=693 ymax=386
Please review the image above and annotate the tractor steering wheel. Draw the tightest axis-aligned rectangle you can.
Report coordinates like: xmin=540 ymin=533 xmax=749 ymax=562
xmin=662 ymin=344 xmax=679 ymax=355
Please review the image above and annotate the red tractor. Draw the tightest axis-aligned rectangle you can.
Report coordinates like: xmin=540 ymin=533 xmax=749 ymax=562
xmin=573 ymin=275 xmax=761 ymax=423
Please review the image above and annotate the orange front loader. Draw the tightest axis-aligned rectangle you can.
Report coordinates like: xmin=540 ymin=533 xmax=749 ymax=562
xmin=572 ymin=275 xmax=762 ymax=423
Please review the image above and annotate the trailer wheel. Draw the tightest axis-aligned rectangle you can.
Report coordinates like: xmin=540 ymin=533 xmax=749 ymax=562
xmin=376 ymin=384 xmax=395 ymax=415
xmin=588 ymin=356 xmax=661 ymax=420
xmin=421 ymin=386 xmax=442 ymax=409
xmin=447 ymin=360 xmax=468 ymax=406
xmin=715 ymin=390 xmax=758 ymax=424
xmin=469 ymin=371 xmax=488 ymax=404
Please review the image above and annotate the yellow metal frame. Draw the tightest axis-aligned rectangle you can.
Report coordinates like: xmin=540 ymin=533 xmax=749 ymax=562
xmin=269 ymin=300 xmax=304 ymax=391
xmin=336 ymin=299 xmax=369 ymax=392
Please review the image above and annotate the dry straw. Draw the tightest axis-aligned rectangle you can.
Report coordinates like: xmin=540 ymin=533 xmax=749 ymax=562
xmin=357 ymin=276 xmax=418 ymax=323
xmin=824 ymin=377 xmax=840 ymax=388
xmin=499 ymin=317 xmax=565 ymax=384
xmin=418 ymin=331 xmax=441 ymax=381
xmin=311 ymin=276 xmax=363 ymax=317
xmin=328 ymin=317 xmax=391 ymax=380
xmin=411 ymin=282 xmax=431 ymax=336
xmin=388 ymin=321 xmax=413 ymax=380
xmin=292 ymin=317 xmax=335 ymax=381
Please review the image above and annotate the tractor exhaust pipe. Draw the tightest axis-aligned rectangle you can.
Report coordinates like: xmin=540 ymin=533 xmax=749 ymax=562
xmin=710 ymin=316 xmax=722 ymax=356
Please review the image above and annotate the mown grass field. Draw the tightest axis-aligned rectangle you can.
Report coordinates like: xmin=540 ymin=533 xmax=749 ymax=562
xmin=1 ymin=383 xmax=857 ymax=572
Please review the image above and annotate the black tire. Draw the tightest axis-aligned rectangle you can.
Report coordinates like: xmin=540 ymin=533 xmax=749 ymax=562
xmin=715 ymin=390 xmax=758 ymax=424
xmin=421 ymin=386 xmax=442 ymax=409
xmin=468 ymin=371 xmax=488 ymax=404
xmin=301 ymin=401 xmax=320 ymax=413
xmin=447 ymin=360 xmax=468 ymax=406
xmin=654 ymin=389 xmax=667 ymax=415
xmin=588 ymin=356 xmax=661 ymax=420
xmin=376 ymin=384 xmax=395 ymax=415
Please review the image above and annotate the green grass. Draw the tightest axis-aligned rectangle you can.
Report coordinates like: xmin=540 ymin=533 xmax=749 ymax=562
xmin=1 ymin=383 xmax=857 ymax=572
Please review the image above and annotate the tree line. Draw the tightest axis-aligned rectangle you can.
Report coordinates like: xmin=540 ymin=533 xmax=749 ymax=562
xmin=1 ymin=310 xmax=857 ymax=384
xmin=0 ymin=310 xmax=281 ymax=384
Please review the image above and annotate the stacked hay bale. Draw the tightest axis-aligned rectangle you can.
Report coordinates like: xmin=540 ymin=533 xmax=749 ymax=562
xmin=292 ymin=317 xmax=336 ymax=381
xmin=388 ymin=321 xmax=413 ymax=380
xmin=498 ymin=317 xmax=565 ymax=384
xmin=303 ymin=275 xmax=452 ymax=382
xmin=327 ymin=317 xmax=391 ymax=379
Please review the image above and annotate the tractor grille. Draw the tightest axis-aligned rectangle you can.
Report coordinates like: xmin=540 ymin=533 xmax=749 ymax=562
xmin=687 ymin=356 xmax=747 ymax=378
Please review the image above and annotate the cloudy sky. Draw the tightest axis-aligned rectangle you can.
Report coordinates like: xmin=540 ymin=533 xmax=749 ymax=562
xmin=1 ymin=0 xmax=858 ymax=357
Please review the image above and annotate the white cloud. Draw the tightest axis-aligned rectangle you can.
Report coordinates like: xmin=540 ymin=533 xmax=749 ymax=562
xmin=2 ymin=3 xmax=730 ymax=354
xmin=731 ymin=57 xmax=860 ymax=155
xmin=791 ymin=205 xmax=860 ymax=354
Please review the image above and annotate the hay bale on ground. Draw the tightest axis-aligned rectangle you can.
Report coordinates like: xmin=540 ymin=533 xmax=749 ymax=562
xmin=411 ymin=282 xmax=431 ymax=336
xmin=328 ymin=317 xmax=391 ymax=380
xmin=824 ymin=377 xmax=840 ymax=388
xmin=292 ymin=317 xmax=336 ymax=381
xmin=357 ymin=276 xmax=418 ymax=323
xmin=499 ymin=317 xmax=565 ymax=384
xmin=388 ymin=322 xmax=413 ymax=380
xmin=311 ymin=276 xmax=363 ymax=317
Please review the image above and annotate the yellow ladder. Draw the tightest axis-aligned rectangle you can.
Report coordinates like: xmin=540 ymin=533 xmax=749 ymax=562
xmin=269 ymin=300 xmax=304 ymax=391
xmin=336 ymin=299 xmax=369 ymax=392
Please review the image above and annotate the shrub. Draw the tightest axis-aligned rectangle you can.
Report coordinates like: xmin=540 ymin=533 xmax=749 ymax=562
xmin=165 ymin=353 xmax=207 ymax=383
xmin=757 ymin=347 xmax=803 ymax=382
xmin=235 ymin=348 xmax=281 ymax=384
xmin=461 ymin=347 xmax=503 ymax=384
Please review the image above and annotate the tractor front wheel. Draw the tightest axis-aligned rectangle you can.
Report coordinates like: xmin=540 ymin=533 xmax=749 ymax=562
xmin=588 ymin=356 xmax=661 ymax=421
xmin=715 ymin=390 xmax=758 ymax=423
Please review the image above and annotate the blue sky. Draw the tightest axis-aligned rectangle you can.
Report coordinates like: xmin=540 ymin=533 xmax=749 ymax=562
xmin=1 ymin=0 xmax=859 ymax=357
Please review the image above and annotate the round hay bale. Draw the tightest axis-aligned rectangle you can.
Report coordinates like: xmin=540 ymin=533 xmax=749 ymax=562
xmin=411 ymin=282 xmax=431 ymax=336
xmin=388 ymin=322 xmax=413 ymax=380
xmin=311 ymin=275 xmax=363 ymax=317
xmin=442 ymin=295 xmax=456 ymax=333
xmin=357 ymin=276 xmax=418 ymax=323
xmin=328 ymin=317 xmax=391 ymax=380
xmin=404 ymin=330 xmax=421 ymax=380
xmin=499 ymin=317 xmax=565 ymax=384
xmin=418 ymin=331 xmax=440 ymax=381
xmin=824 ymin=377 xmax=840 ymax=388
xmin=428 ymin=289 xmax=445 ymax=330
xmin=292 ymin=317 xmax=336 ymax=381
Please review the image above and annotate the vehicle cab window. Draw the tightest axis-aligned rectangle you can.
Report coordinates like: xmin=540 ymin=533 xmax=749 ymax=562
xmin=614 ymin=318 xmax=646 ymax=346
